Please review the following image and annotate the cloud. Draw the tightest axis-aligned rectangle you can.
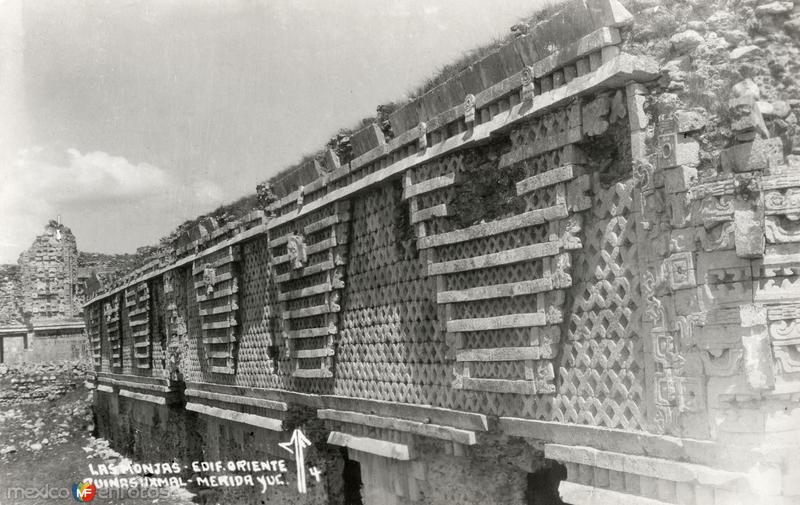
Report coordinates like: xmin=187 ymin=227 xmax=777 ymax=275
xmin=0 ymin=147 xmax=226 ymax=263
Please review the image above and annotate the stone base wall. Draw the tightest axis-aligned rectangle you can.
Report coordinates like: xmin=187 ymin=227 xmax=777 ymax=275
xmin=1 ymin=327 xmax=87 ymax=364
xmin=91 ymin=392 xmax=564 ymax=505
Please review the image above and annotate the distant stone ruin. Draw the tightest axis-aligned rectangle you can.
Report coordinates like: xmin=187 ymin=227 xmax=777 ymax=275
xmin=84 ymin=0 xmax=800 ymax=503
xmin=0 ymin=221 xmax=131 ymax=364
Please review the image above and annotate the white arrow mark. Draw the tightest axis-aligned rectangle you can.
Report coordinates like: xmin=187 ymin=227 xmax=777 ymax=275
xmin=279 ymin=428 xmax=313 ymax=493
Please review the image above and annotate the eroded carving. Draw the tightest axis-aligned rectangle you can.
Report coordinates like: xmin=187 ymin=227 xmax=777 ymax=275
xmin=286 ymin=234 xmax=308 ymax=269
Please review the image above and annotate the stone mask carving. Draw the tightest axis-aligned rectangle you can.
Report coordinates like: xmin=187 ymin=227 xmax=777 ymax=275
xmin=287 ymin=234 xmax=308 ymax=270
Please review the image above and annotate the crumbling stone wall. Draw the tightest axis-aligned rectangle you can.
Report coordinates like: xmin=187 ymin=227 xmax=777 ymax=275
xmin=0 ymin=265 xmax=21 ymax=325
xmin=18 ymin=221 xmax=80 ymax=320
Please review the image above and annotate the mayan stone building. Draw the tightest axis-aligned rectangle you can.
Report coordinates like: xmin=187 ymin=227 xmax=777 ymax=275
xmin=18 ymin=220 xmax=81 ymax=320
xmin=0 ymin=221 xmax=89 ymax=363
xmin=84 ymin=0 xmax=800 ymax=503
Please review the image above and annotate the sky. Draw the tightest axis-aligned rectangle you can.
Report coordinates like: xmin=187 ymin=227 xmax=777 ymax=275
xmin=0 ymin=0 xmax=544 ymax=263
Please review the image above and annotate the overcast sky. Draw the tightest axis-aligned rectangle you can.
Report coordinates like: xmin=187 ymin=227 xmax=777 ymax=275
xmin=0 ymin=0 xmax=543 ymax=263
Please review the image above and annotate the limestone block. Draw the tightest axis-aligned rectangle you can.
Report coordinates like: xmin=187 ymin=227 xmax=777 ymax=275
xmin=587 ymin=0 xmax=634 ymax=27
xmin=695 ymin=485 xmax=714 ymax=504
xmin=389 ymin=100 xmax=421 ymax=136
xmin=669 ymin=194 xmax=692 ymax=228
xmin=656 ymin=119 xmax=701 ymax=169
xmin=575 ymin=57 xmax=591 ymax=76
xmin=512 ymin=33 xmax=543 ymax=67
xmin=323 ymin=148 xmax=340 ymax=172
xmin=719 ymin=137 xmax=784 ymax=173
xmin=755 ymin=1 xmax=794 ymax=16
xmin=696 ymin=250 xmax=752 ymax=284
xmin=418 ymin=77 xmax=465 ymax=122
xmin=711 ymin=406 xmax=766 ymax=434
xmin=729 ymin=96 xmax=769 ymax=138
xmin=740 ymin=304 xmax=775 ymax=391
xmin=670 ymin=227 xmax=698 ymax=253
xmin=475 ymin=45 xmax=522 ymax=91
xmin=665 ymin=252 xmax=697 ymax=290
xmin=782 ymin=456 xmax=800 ymax=496
xmin=765 ymin=402 xmax=800 ymax=433
xmin=351 ymin=122 xmax=385 ymax=158
xmin=694 ymin=324 xmax=745 ymax=351
xmin=566 ymin=174 xmax=592 ymax=212
xmin=707 ymin=375 xmax=753 ymax=409
xmin=674 ymin=287 xmax=706 ymax=315
xmin=734 ymin=208 xmax=765 ymax=258
xmin=670 ymin=30 xmax=704 ymax=53
xmin=664 ymin=165 xmax=698 ymax=194
xmin=697 ymin=222 xmax=736 ymax=252
xmin=675 ymin=481 xmax=695 ymax=504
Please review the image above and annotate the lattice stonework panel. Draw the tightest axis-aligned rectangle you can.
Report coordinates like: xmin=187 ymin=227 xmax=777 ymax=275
xmin=125 ymin=281 xmax=151 ymax=369
xmin=419 ymin=126 xmax=590 ymax=396
xmin=104 ymin=294 xmax=122 ymax=370
xmin=192 ymin=245 xmax=241 ymax=375
xmin=335 ymin=182 xmax=442 ymax=405
xmin=269 ymin=200 xmax=351 ymax=379
xmin=87 ymin=302 xmax=102 ymax=369
xmin=553 ymin=181 xmax=645 ymax=430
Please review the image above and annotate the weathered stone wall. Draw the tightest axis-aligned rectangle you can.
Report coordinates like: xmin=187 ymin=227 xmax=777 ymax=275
xmin=85 ymin=0 xmax=800 ymax=503
xmin=18 ymin=221 xmax=80 ymax=320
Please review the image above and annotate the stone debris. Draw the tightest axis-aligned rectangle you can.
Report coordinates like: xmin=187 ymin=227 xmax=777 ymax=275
xmin=0 ymin=361 xmax=90 ymax=404
xmin=755 ymin=1 xmax=794 ymax=16
xmin=670 ymin=29 xmax=704 ymax=52
xmin=730 ymin=44 xmax=763 ymax=60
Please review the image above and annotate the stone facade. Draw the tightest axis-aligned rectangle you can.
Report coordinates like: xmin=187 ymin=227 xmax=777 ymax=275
xmin=18 ymin=220 xmax=81 ymax=320
xmin=85 ymin=1 xmax=800 ymax=504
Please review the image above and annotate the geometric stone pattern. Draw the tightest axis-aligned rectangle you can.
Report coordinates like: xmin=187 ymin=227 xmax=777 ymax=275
xmin=235 ymin=235 xmax=289 ymax=390
xmin=125 ymin=281 xmax=151 ymax=370
xmin=335 ymin=182 xmax=443 ymax=405
xmin=554 ymin=180 xmax=646 ymax=430
xmin=87 ymin=302 xmax=103 ymax=369
xmin=268 ymin=199 xmax=352 ymax=379
xmin=192 ymin=245 xmax=241 ymax=375
xmin=103 ymin=294 xmax=122 ymax=370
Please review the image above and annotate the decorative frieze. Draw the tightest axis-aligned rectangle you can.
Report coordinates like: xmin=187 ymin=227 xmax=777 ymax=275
xmin=192 ymin=246 xmax=241 ymax=375
xmin=125 ymin=281 xmax=151 ymax=370
xmin=103 ymin=294 xmax=122 ymax=370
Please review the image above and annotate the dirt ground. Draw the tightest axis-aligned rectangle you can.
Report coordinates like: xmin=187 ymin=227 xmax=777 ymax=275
xmin=0 ymin=367 xmax=195 ymax=505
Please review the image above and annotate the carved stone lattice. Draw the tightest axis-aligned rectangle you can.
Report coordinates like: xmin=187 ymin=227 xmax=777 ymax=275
xmin=269 ymin=200 xmax=351 ymax=379
xmin=104 ymin=294 xmax=122 ymax=370
xmin=163 ymin=270 xmax=188 ymax=381
xmin=417 ymin=120 xmax=586 ymax=397
xmin=334 ymin=183 xmax=441 ymax=405
xmin=555 ymin=181 xmax=646 ymax=430
xmin=192 ymin=245 xmax=241 ymax=374
xmin=87 ymin=302 xmax=102 ymax=369
xmin=125 ymin=281 xmax=151 ymax=369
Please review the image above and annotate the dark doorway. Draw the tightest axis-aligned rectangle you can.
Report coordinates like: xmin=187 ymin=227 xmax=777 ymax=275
xmin=526 ymin=462 xmax=568 ymax=505
xmin=341 ymin=449 xmax=364 ymax=505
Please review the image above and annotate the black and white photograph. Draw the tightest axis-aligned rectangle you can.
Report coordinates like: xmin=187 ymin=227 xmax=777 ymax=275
xmin=1 ymin=0 xmax=799 ymax=503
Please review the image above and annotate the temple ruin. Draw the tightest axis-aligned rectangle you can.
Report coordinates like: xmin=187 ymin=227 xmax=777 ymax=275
xmin=83 ymin=0 xmax=800 ymax=503
xmin=0 ymin=221 xmax=86 ymax=363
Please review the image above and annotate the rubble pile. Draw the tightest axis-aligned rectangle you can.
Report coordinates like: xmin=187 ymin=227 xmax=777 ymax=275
xmin=0 ymin=361 xmax=91 ymax=404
